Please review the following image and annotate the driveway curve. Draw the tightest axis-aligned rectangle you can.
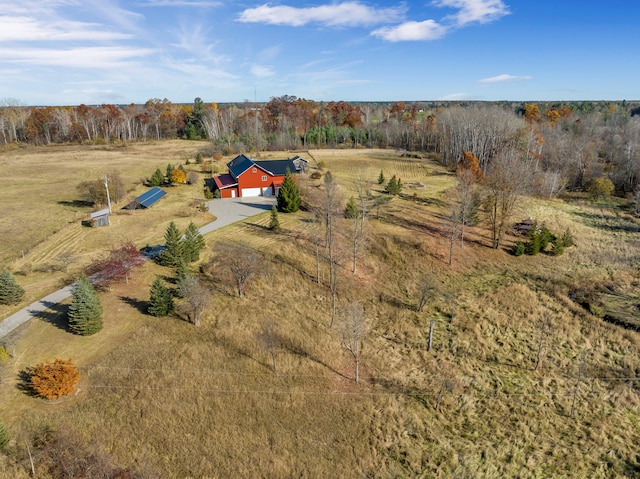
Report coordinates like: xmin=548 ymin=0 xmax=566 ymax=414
xmin=200 ymin=196 xmax=276 ymax=235
xmin=0 ymin=196 xmax=276 ymax=339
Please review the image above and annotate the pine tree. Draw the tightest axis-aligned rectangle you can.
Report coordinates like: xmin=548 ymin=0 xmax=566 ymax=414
xmin=149 ymin=168 xmax=165 ymax=187
xmin=344 ymin=196 xmax=359 ymax=219
xmin=160 ymin=221 xmax=184 ymax=267
xmin=0 ymin=269 xmax=25 ymax=305
xmin=175 ymin=259 xmax=189 ymax=286
xmin=377 ymin=170 xmax=385 ymax=185
xmin=0 ymin=419 xmax=10 ymax=451
xmin=277 ymin=169 xmax=301 ymax=213
xmin=148 ymin=276 xmax=174 ymax=316
xmin=269 ymin=205 xmax=281 ymax=231
xmin=183 ymin=222 xmax=205 ymax=262
xmin=68 ymin=276 xmax=103 ymax=336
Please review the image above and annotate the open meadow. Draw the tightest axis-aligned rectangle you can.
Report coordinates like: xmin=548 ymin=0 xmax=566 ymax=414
xmin=1 ymin=143 xmax=640 ymax=477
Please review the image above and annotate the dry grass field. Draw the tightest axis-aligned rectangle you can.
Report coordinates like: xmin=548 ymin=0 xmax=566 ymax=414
xmin=1 ymin=144 xmax=640 ymax=478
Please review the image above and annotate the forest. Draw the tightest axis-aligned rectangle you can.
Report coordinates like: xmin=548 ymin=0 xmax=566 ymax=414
xmin=1 ymin=97 xmax=639 ymax=198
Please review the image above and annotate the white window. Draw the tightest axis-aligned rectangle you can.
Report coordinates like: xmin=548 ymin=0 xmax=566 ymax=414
xmin=262 ymin=175 xmax=267 ymax=181
xmin=252 ymin=167 xmax=257 ymax=172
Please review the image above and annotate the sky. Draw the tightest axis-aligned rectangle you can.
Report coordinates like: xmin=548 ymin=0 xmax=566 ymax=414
xmin=0 ymin=0 xmax=637 ymax=106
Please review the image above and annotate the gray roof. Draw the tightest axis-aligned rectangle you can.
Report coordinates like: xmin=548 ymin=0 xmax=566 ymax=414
xmin=254 ymin=159 xmax=297 ymax=176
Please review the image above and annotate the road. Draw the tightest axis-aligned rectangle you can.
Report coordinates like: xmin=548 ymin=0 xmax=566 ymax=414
xmin=0 ymin=197 xmax=276 ymax=339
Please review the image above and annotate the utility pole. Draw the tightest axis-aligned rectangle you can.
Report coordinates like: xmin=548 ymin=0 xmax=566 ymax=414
xmin=104 ymin=174 xmax=112 ymax=213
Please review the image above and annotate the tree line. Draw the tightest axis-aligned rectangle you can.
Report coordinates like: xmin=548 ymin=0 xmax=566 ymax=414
xmin=1 ymin=97 xmax=640 ymax=195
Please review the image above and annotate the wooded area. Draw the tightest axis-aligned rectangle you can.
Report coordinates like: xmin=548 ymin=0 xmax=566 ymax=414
xmin=2 ymin=98 xmax=639 ymax=197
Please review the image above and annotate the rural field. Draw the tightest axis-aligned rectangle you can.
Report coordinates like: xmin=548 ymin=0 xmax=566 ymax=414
xmin=1 ymin=142 xmax=640 ymax=477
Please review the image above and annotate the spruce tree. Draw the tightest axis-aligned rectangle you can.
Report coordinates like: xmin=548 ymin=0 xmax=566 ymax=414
xmin=0 ymin=269 xmax=25 ymax=305
xmin=377 ymin=170 xmax=385 ymax=185
xmin=385 ymin=175 xmax=401 ymax=195
xmin=277 ymin=169 xmax=301 ymax=213
xmin=269 ymin=205 xmax=281 ymax=231
xmin=182 ymin=222 xmax=205 ymax=263
xmin=149 ymin=168 xmax=165 ymax=187
xmin=344 ymin=196 xmax=359 ymax=219
xmin=160 ymin=221 xmax=184 ymax=267
xmin=148 ymin=276 xmax=174 ymax=316
xmin=175 ymin=259 xmax=189 ymax=286
xmin=0 ymin=419 xmax=9 ymax=451
xmin=68 ymin=276 xmax=103 ymax=336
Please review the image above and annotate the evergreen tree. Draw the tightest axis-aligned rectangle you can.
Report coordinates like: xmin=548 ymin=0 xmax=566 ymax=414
xmin=0 ymin=419 xmax=10 ymax=451
xmin=377 ymin=170 xmax=385 ymax=185
xmin=269 ymin=205 xmax=281 ymax=231
xmin=182 ymin=222 xmax=205 ymax=263
xmin=175 ymin=260 xmax=189 ymax=286
xmin=148 ymin=276 xmax=174 ymax=316
xmin=148 ymin=168 xmax=165 ymax=187
xmin=68 ymin=276 xmax=103 ymax=336
xmin=160 ymin=221 xmax=184 ymax=267
xmin=344 ymin=196 xmax=359 ymax=219
xmin=525 ymin=223 xmax=542 ymax=255
xmin=0 ymin=269 xmax=25 ymax=305
xmin=277 ymin=169 xmax=301 ymax=213
xmin=385 ymin=175 xmax=402 ymax=195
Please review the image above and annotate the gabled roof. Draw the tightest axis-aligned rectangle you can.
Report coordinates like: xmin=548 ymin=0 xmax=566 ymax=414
xmin=90 ymin=208 xmax=110 ymax=219
xmin=227 ymin=154 xmax=257 ymax=179
xmin=213 ymin=174 xmax=237 ymax=189
xmin=254 ymin=159 xmax=297 ymax=177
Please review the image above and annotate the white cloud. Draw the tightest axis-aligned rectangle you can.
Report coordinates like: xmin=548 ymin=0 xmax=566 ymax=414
xmin=432 ymin=0 xmax=510 ymax=26
xmin=251 ymin=65 xmax=275 ymax=78
xmin=0 ymin=46 xmax=155 ymax=68
xmin=137 ymin=0 xmax=222 ymax=7
xmin=0 ymin=16 xmax=132 ymax=42
xmin=237 ymin=2 xmax=406 ymax=27
xmin=478 ymin=74 xmax=532 ymax=84
xmin=371 ymin=20 xmax=447 ymax=42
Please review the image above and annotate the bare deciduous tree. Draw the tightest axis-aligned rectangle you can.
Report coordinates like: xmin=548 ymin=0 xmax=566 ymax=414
xmin=338 ymin=302 xmax=369 ymax=383
xmin=214 ymin=242 xmax=261 ymax=298
xmin=416 ymin=273 xmax=438 ymax=313
xmin=178 ymin=274 xmax=210 ymax=326
xmin=484 ymin=148 xmax=533 ymax=249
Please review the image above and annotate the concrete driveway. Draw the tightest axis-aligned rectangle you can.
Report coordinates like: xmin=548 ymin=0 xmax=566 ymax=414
xmin=0 ymin=196 xmax=277 ymax=340
xmin=199 ymin=196 xmax=276 ymax=235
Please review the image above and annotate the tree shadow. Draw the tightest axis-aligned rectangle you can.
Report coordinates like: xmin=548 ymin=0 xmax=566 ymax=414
xmin=16 ymin=368 xmax=38 ymax=397
xmin=215 ymin=333 xmax=272 ymax=372
xmin=281 ymin=337 xmax=350 ymax=380
xmin=57 ymin=199 xmax=94 ymax=208
xmin=30 ymin=301 xmax=70 ymax=332
xmin=119 ymin=296 xmax=148 ymax=314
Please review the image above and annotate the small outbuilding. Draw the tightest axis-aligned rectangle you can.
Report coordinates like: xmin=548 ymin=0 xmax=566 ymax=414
xmin=89 ymin=208 xmax=110 ymax=227
xmin=124 ymin=187 xmax=167 ymax=210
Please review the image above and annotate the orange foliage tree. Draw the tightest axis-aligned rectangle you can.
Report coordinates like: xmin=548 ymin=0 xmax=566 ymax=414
xmin=30 ymin=358 xmax=80 ymax=399
xmin=456 ymin=151 xmax=483 ymax=182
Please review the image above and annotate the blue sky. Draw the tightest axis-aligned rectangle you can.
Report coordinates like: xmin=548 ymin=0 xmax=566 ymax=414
xmin=0 ymin=0 xmax=637 ymax=106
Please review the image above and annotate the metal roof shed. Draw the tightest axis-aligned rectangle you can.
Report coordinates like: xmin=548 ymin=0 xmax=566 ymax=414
xmin=125 ymin=187 xmax=167 ymax=209
xmin=90 ymin=208 xmax=110 ymax=226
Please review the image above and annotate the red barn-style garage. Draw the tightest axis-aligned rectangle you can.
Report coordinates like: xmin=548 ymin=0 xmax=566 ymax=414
xmin=212 ymin=154 xmax=307 ymax=198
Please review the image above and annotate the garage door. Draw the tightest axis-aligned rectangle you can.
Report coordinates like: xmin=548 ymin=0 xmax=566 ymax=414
xmin=241 ymin=188 xmax=261 ymax=197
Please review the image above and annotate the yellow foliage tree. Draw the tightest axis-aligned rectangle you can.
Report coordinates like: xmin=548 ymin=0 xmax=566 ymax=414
xmin=30 ymin=358 xmax=80 ymax=399
xmin=523 ymin=103 xmax=541 ymax=122
xmin=545 ymin=109 xmax=561 ymax=125
xmin=171 ymin=168 xmax=187 ymax=184
xmin=456 ymin=151 xmax=483 ymax=182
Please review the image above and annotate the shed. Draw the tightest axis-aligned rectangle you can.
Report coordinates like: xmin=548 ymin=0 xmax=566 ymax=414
xmin=90 ymin=208 xmax=110 ymax=227
xmin=124 ymin=187 xmax=167 ymax=210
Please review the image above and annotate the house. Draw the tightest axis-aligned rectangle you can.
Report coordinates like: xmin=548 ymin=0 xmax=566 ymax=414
xmin=212 ymin=154 xmax=307 ymax=198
